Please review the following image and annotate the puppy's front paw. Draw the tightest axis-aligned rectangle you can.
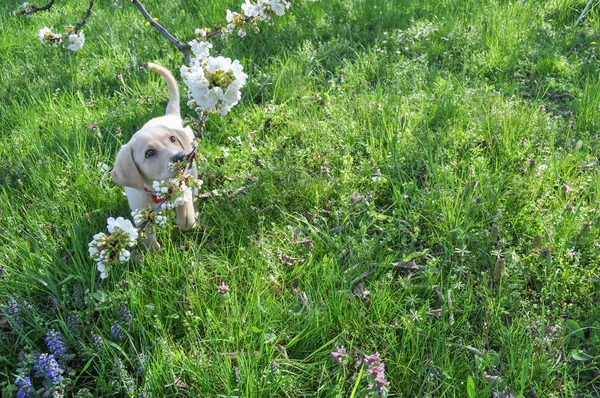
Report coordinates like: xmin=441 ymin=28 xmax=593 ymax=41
xmin=176 ymin=202 xmax=197 ymax=232
xmin=144 ymin=234 xmax=161 ymax=252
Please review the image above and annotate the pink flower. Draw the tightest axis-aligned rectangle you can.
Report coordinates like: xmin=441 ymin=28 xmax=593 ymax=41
xmin=217 ymin=282 xmax=230 ymax=294
xmin=331 ymin=346 xmax=348 ymax=363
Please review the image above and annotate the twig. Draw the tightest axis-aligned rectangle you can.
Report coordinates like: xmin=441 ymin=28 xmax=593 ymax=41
xmin=447 ymin=289 xmax=454 ymax=326
xmin=130 ymin=0 xmax=191 ymax=62
xmin=350 ymin=259 xmax=429 ymax=285
xmin=576 ymin=0 xmax=596 ymax=26
xmin=228 ymin=185 xmax=248 ymax=199
xmin=351 ymin=270 xmax=376 ymax=285
xmin=30 ymin=0 xmax=55 ymax=13
xmin=196 ymin=185 xmax=250 ymax=201
xmin=73 ymin=1 xmax=95 ymax=34
xmin=390 ymin=259 xmax=423 ymax=270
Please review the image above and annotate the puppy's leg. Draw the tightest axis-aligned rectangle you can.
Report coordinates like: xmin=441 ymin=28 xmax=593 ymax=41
xmin=142 ymin=233 xmax=161 ymax=251
xmin=125 ymin=187 xmax=161 ymax=251
xmin=176 ymin=200 xmax=196 ymax=232
xmin=176 ymin=167 xmax=198 ymax=231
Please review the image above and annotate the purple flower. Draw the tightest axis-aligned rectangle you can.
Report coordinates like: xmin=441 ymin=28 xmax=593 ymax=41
xmin=115 ymin=358 xmax=136 ymax=394
xmin=33 ymin=353 xmax=64 ymax=384
xmin=331 ymin=346 xmax=348 ymax=363
xmin=4 ymin=299 xmax=22 ymax=327
xmin=561 ymin=184 xmax=574 ymax=192
xmin=134 ymin=353 xmax=145 ymax=377
xmin=14 ymin=374 xmax=34 ymax=398
xmin=88 ymin=121 xmax=98 ymax=131
xmin=92 ymin=333 xmax=104 ymax=352
xmin=45 ymin=329 xmax=68 ymax=358
xmin=364 ymin=352 xmax=382 ymax=366
xmin=364 ymin=352 xmax=390 ymax=395
xmin=118 ymin=303 xmax=132 ymax=327
xmin=111 ymin=321 xmax=123 ymax=340
xmin=217 ymin=282 xmax=230 ymax=295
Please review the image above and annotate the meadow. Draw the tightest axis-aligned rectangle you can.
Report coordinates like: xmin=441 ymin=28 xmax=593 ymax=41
xmin=1 ymin=0 xmax=600 ymax=396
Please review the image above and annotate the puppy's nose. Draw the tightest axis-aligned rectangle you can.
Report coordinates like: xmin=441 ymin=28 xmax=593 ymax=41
xmin=172 ymin=153 xmax=186 ymax=163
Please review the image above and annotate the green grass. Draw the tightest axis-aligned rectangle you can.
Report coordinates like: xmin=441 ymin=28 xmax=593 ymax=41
xmin=1 ymin=0 xmax=600 ymax=396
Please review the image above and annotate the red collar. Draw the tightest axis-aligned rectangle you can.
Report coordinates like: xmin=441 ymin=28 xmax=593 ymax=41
xmin=143 ymin=187 xmax=163 ymax=204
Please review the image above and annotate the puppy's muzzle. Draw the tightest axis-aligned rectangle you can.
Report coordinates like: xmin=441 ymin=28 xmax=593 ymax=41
xmin=172 ymin=152 xmax=186 ymax=163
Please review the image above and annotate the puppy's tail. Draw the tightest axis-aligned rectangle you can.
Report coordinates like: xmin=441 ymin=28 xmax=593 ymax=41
xmin=148 ymin=62 xmax=180 ymax=117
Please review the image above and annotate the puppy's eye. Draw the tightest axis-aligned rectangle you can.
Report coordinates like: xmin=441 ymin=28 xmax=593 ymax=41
xmin=170 ymin=136 xmax=177 ymax=143
xmin=145 ymin=149 xmax=157 ymax=158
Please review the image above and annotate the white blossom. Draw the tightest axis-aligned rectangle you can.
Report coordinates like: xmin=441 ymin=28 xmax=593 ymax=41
xmin=66 ymin=31 xmax=85 ymax=51
xmin=107 ymin=216 xmax=138 ymax=245
xmin=89 ymin=217 xmax=141 ymax=279
xmin=226 ymin=9 xmax=239 ymax=23
xmin=181 ymin=50 xmax=248 ymax=116
xmin=131 ymin=208 xmax=168 ymax=228
xmin=268 ymin=0 xmax=288 ymax=16
xmin=15 ymin=2 xmax=34 ymax=16
xmin=240 ymin=0 xmax=290 ymax=22
xmin=39 ymin=27 xmax=63 ymax=45
xmin=151 ymin=175 xmax=203 ymax=210
xmin=241 ymin=0 xmax=261 ymax=18
xmin=189 ymin=39 xmax=212 ymax=61
xmin=119 ymin=250 xmax=130 ymax=262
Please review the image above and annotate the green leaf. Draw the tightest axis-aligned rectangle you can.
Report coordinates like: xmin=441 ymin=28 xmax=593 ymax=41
xmin=92 ymin=290 xmax=107 ymax=303
xmin=566 ymin=319 xmax=585 ymax=340
xmin=264 ymin=332 xmax=276 ymax=344
xmin=466 ymin=376 xmax=476 ymax=398
xmin=571 ymin=349 xmax=593 ymax=362
xmin=252 ymin=326 xmax=262 ymax=333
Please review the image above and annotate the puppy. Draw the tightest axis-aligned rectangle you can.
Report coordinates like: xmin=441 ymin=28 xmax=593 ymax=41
xmin=112 ymin=63 xmax=197 ymax=250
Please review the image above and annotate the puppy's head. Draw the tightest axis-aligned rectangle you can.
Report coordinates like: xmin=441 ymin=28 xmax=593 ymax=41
xmin=112 ymin=125 xmax=192 ymax=190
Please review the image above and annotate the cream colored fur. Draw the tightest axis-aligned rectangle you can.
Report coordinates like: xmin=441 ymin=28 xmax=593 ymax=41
xmin=112 ymin=63 xmax=197 ymax=250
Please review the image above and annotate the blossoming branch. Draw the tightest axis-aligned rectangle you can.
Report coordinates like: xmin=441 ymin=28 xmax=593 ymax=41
xmin=16 ymin=0 xmax=295 ymax=279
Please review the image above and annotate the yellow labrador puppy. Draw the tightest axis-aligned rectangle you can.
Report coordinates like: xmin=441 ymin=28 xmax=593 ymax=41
xmin=112 ymin=63 xmax=197 ymax=250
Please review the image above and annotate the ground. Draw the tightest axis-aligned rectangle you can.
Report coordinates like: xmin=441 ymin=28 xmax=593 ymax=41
xmin=1 ymin=0 xmax=599 ymax=396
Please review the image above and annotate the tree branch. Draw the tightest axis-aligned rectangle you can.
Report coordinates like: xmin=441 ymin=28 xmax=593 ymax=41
xmin=74 ymin=1 xmax=95 ymax=33
xmin=130 ymin=0 xmax=191 ymax=63
xmin=31 ymin=0 xmax=55 ymax=13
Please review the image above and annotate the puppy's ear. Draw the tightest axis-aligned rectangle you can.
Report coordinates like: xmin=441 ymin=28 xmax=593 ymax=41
xmin=112 ymin=144 xmax=145 ymax=190
xmin=171 ymin=127 xmax=193 ymax=153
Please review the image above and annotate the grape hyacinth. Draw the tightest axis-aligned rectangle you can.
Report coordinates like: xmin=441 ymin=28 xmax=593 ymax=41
xmin=33 ymin=353 xmax=65 ymax=384
xmin=493 ymin=392 xmax=515 ymax=398
xmin=4 ymin=298 xmax=22 ymax=327
xmin=118 ymin=303 xmax=132 ymax=327
xmin=134 ymin=353 xmax=145 ymax=377
xmin=91 ymin=333 xmax=104 ymax=352
xmin=45 ymin=329 xmax=68 ymax=359
xmin=14 ymin=374 xmax=34 ymax=398
xmin=111 ymin=321 xmax=124 ymax=340
xmin=115 ymin=358 xmax=137 ymax=395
